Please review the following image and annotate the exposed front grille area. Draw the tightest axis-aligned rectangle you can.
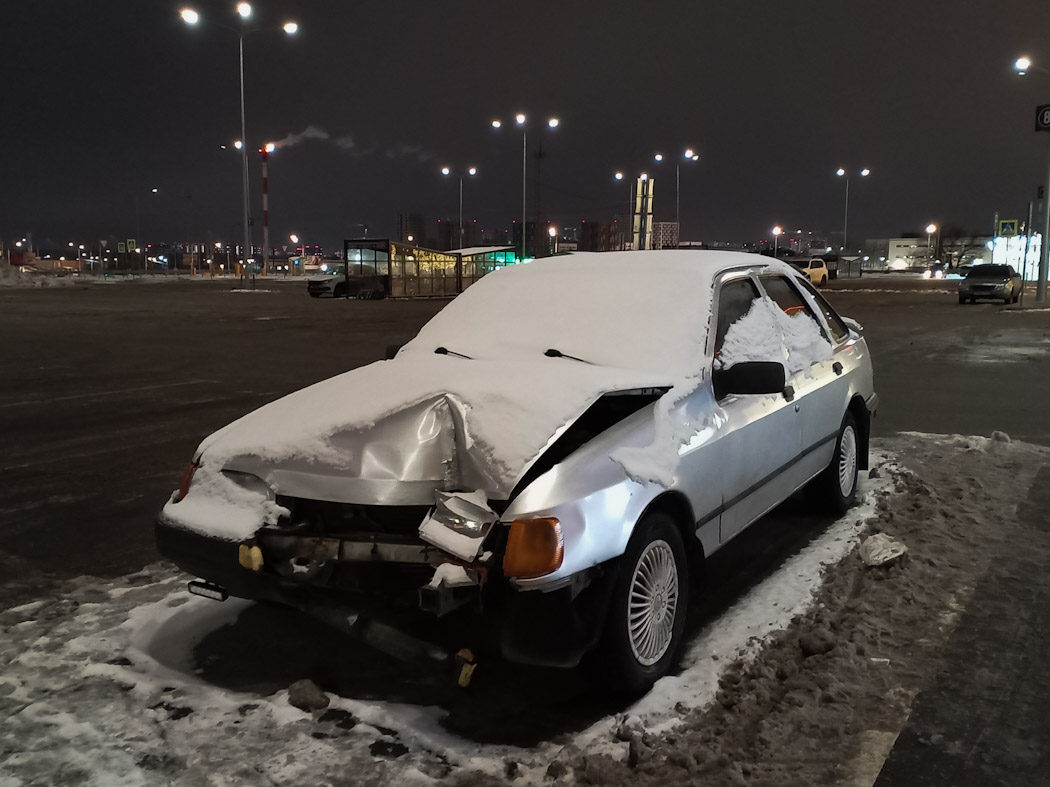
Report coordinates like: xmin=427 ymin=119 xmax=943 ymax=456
xmin=276 ymin=497 xmax=432 ymax=543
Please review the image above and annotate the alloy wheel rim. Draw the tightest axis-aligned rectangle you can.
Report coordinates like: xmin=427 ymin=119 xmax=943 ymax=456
xmin=838 ymin=425 xmax=858 ymax=497
xmin=627 ymin=539 xmax=679 ymax=667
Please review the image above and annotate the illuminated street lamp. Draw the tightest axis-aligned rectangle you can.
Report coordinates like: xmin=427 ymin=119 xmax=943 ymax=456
xmin=772 ymin=225 xmax=783 ymax=258
xmin=835 ymin=167 xmax=870 ymax=258
xmin=492 ymin=113 xmax=560 ymax=260
xmin=652 ymin=147 xmax=700 ymax=225
xmin=441 ymin=166 xmax=477 ymax=250
xmin=181 ymin=4 xmax=299 ymax=287
xmin=1013 ymin=54 xmax=1050 ymax=301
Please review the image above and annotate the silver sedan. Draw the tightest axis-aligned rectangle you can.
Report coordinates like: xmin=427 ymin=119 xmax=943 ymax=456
xmin=156 ymin=251 xmax=877 ymax=694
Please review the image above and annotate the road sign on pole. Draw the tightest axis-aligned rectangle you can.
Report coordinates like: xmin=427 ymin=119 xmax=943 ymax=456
xmin=117 ymin=242 xmax=126 ymax=253
xmin=998 ymin=219 xmax=1019 ymax=237
xmin=127 ymin=239 xmax=137 ymax=250
xmin=1036 ymin=105 xmax=1050 ymax=132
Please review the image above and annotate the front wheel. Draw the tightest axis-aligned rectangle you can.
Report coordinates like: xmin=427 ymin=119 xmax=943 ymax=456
xmin=601 ymin=513 xmax=689 ymax=696
xmin=333 ymin=284 xmax=347 ymax=298
xmin=959 ymin=295 xmax=968 ymax=304
xmin=820 ymin=276 xmax=828 ymax=286
xmin=806 ymin=412 xmax=859 ymax=515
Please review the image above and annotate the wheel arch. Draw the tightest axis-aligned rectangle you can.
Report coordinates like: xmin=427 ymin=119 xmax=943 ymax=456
xmin=637 ymin=491 xmax=705 ymax=579
xmin=847 ymin=394 xmax=871 ymax=470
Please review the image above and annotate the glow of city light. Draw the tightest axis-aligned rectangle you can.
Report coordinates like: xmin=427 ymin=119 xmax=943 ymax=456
xmin=283 ymin=21 xmax=298 ymax=34
xmin=236 ymin=3 xmax=252 ymax=19
xmin=180 ymin=8 xmax=199 ymax=24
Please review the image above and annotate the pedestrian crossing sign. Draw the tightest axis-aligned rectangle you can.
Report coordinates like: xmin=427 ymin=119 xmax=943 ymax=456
xmin=998 ymin=220 xmax=1018 ymax=237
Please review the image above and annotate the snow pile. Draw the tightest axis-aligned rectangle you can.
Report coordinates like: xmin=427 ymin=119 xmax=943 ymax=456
xmin=0 ymin=265 xmax=75 ymax=288
xmin=719 ymin=298 xmax=832 ymax=374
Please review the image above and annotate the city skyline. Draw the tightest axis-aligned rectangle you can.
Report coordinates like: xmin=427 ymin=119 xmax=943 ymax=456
xmin=2 ymin=0 xmax=1049 ymax=252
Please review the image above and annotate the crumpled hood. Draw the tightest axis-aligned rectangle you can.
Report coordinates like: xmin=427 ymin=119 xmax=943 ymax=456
xmin=194 ymin=356 xmax=676 ymax=503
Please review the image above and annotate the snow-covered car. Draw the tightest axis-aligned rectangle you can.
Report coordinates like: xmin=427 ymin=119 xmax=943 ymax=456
xmin=156 ymin=251 xmax=877 ymax=693
xmin=306 ymin=264 xmax=347 ymax=298
xmin=788 ymin=258 xmax=830 ymax=286
xmin=957 ymin=264 xmax=1023 ymax=304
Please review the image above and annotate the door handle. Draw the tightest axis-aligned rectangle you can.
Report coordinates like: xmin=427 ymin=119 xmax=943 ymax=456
xmin=833 ymin=362 xmax=843 ymax=375
xmin=794 ymin=403 xmax=800 ymax=413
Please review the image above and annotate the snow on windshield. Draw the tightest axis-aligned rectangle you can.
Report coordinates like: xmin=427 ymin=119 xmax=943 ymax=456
xmin=718 ymin=298 xmax=832 ymax=375
xmin=400 ymin=251 xmax=723 ymax=378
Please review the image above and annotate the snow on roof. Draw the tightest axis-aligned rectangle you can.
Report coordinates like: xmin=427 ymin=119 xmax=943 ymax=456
xmin=403 ymin=250 xmax=771 ymax=378
xmin=449 ymin=246 xmax=516 ymax=256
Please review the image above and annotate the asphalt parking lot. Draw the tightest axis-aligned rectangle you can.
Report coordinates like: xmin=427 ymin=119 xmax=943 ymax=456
xmin=1 ymin=273 xmax=1048 ymax=590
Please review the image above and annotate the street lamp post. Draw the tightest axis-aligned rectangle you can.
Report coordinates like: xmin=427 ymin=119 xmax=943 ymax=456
xmin=926 ymin=223 xmax=939 ymax=261
xmin=441 ymin=166 xmax=477 ymax=249
xmin=835 ymin=167 xmax=870 ymax=260
xmin=492 ymin=114 xmax=559 ymax=261
xmin=653 ymin=148 xmax=700 ymax=227
xmin=1014 ymin=55 xmax=1050 ymax=302
xmin=181 ymin=4 xmax=298 ymax=289
xmin=772 ymin=225 xmax=783 ymax=258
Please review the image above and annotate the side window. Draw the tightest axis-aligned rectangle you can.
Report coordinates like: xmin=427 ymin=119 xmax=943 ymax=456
xmin=713 ymin=278 xmax=760 ymax=356
xmin=810 ymin=261 xmax=820 ymax=270
xmin=797 ymin=278 xmax=849 ymax=343
xmin=761 ymin=275 xmax=817 ymax=320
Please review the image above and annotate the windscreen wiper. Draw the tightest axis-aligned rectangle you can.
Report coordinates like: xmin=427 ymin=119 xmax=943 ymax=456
xmin=435 ymin=346 xmax=473 ymax=359
xmin=544 ymin=348 xmax=593 ymax=364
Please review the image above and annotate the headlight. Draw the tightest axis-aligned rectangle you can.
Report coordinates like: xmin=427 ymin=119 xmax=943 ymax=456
xmin=922 ymin=270 xmax=932 ymax=279
xmin=222 ymin=470 xmax=275 ymax=500
xmin=934 ymin=270 xmax=944 ymax=279
xmin=428 ymin=490 xmax=497 ymax=538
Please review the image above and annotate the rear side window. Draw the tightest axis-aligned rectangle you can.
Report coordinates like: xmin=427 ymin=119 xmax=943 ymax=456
xmin=809 ymin=261 xmax=821 ymax=269
xmin=713 ymin=278 xmax=760 ymax=354
xmin=797 ymin=279 xmax=849 ymax=343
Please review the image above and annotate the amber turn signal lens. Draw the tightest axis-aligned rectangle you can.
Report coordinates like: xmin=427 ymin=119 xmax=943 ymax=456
xmin=503 ymin=518 xmax=563 ymax=578
xmin=174 ymin=461 xmax=198 ymax=503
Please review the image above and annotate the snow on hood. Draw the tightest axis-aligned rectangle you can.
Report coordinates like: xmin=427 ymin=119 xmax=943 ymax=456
xmin=187 ymin=356 xmax=674 ymax=498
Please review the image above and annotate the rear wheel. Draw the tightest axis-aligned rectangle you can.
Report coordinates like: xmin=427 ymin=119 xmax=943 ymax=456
xmin=807 ymin=412 xmax=859 ymax=515
xmin=959 ymin=295 xmax=968 ymax=304
xmin=819 ymin=276 xmax=828 ymax=286
xmin=601 ymin=512 xmax=689 ymax=695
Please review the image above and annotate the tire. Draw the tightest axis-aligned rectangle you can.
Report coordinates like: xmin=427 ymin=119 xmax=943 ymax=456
xmin=309 ymin=292 xmax=321 ymax=298
xmin=806 ymin=411 xmax=859 ymax=516
xmin=333 ymin=284 xmax=347 ymax=298
xmin=601 ymin=512 xmax=689 ymax=695
xmin=820 ymin=276 xmax=827 ymax=286
xmin=958 ymin=295 xmax=968 ymax=304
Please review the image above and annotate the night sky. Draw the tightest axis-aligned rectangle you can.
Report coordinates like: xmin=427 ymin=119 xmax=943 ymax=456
xmin=3 ymin=0 xmax=1050 ymax=252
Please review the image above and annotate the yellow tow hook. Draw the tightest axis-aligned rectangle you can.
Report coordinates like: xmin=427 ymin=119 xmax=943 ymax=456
xmin=238 ymin=543 xmax=263 ymax=572
xmin=456 ymin=648 xmax=477 ymax=688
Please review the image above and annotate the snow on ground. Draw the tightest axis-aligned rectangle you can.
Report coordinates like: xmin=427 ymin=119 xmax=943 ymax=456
xmin=5 ymin=433 xmax=1045 ymax=786
xmin=0 ymin=266 xmax=74 ymax=289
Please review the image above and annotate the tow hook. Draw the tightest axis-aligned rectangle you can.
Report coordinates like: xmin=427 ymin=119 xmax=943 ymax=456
xmin=456 ymin=648 xmax=477 ymax=688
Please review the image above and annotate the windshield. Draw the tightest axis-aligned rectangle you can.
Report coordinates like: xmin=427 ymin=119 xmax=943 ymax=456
xmin=318 ymin=265 xmax=345 ymax=277
xmin=967 ymin=265 xmax=1009 ymax=279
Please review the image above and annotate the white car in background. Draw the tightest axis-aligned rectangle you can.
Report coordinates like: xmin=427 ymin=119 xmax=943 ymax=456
xmin=157 ymin=251 xmax=877 ymax=694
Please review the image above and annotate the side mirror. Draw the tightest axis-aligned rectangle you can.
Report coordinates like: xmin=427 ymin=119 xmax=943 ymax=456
xmin=385 ymin=343 xmax=403 ymax=360
xmin=713 ymin=361 xmax=786 ymax=400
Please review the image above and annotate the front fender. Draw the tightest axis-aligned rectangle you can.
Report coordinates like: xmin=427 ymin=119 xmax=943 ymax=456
xmin=501 ymin=406 xmax=667 ymax=590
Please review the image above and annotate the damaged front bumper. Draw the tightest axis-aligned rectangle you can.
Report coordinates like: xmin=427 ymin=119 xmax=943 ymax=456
xmin=155 ymin=509 xmax=614 ymax=669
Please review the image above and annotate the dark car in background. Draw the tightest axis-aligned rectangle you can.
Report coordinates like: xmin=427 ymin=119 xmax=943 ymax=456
xmin=958 ymin=264 xmax=1023 ymax=304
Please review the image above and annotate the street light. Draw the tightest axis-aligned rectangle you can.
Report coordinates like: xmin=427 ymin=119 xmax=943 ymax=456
xmin=926 ymin=223 xmax=939 ymax=260
xmin=181 ymin=4 xmax=299 ymax=288
xmin=772 ymin=225 xmax=783 ymax=258
xmin=441 ymin=165 xmax=478 ymax=249
xmin=835 ymin=167 xmax=870 ymax=259
xmin=492 ymin=112 xmax=559 ymax=261
xmin=653 ymin=147 xmax=700 ymax=226
xmin=1013 ymin=54 xmax=1050 ymax=301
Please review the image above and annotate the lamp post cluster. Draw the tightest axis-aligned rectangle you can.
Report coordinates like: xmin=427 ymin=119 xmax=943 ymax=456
xmin=492 ymin=114 xmax=560 ymax=261
xmin=181 ymin=3 xmax=298 ymax=287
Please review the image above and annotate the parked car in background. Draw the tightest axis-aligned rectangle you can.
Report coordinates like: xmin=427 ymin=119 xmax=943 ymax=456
xmin=788 ymin=258 xmax=830 ymax=286
xmin=156 ymin=251 xmax=877 ymax=694
xmin=307 ymin=264 xmax=347 ymax=298
xmin=958 ymin=264 xmax=1023 ymax=304
xmin=922 ymin=262 xmax=946 ymax=280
